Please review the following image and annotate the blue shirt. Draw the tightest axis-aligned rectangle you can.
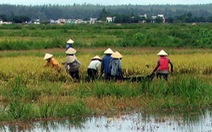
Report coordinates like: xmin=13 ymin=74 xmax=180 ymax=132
xmin=66 ymin=44 xmax=73 ymax=50
xmin=101 ymin=54 xmax=112 ymax=74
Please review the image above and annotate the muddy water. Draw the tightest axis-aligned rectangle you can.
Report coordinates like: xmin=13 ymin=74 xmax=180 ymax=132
xmin=1 ymin=110 xmax=212 ymax=132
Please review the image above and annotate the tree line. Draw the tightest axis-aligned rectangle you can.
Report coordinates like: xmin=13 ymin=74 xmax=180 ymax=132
xmin=0 ymin=4 xmax=211 ymax=23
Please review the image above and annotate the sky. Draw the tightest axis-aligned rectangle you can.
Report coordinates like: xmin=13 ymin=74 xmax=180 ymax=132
xmin=0 ymin=0 xmax=211 ymax=6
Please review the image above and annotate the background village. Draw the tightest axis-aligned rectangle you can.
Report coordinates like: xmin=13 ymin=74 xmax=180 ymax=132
xmin=0 ymin=14 xmax=165 ymax=24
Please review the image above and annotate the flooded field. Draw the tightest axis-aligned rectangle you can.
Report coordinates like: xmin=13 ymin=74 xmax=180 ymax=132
xmin=1 ymin=110 xmax=212 ymax=132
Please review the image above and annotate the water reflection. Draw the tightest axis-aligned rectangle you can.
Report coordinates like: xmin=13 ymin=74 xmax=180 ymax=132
xmin=0 ymin=110 xmax=212 ymax=132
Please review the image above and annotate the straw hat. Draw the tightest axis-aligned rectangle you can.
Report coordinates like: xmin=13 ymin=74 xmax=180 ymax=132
xmin=116 ymin=51 xmax=122 ymax=58
xmin=67 ymin=39 xmax=74 ymax=44
xmin=111 ymin=51 xmax=122 ymax=59
xmin=157 ymin=50 xmax=168 ymax=56
xmin=44 ymin=53 xmax=53 ymax=60
xmin=104 ymin=48 xmax=114 ymax=54
xmin=65 ymin=48 xmax=76 ymax=54
xmin=92 ymin=55 xmax=102 ymax=60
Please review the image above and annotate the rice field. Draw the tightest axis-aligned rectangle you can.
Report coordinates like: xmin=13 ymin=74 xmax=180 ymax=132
xmin=0 ymin=23 xmax=211 ymax=122
xmin=0 ymin=47 xmax=211 ymax=82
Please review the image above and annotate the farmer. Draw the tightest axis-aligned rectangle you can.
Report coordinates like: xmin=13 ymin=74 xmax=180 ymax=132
xmin=64 ymin=47 xmax=81 ymax=81
xmin=152 ymin=49 xmax=173 ymax=81
xmin=65 ymin=39 xmax=74 ymax=50
xmin=44 ymin=53 xmax=61 ymax=72
xmin=87 ymin=55 xmax=102 ymax=82
xmin=101 ymin=48 xmax=114 ymax=80
xmin=110 ymin=51 xmax=123 ymax=81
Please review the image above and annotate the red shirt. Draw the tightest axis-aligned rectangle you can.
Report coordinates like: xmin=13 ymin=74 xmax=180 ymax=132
xmin=158 ymin=57 xmax=169 ymax=70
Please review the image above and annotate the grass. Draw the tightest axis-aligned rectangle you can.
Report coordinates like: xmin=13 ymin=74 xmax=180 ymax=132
xmin=0 ymin=24 xmax=211 ymax=131
xmin=0 ymin=72 xmax=211 ymax=121
xmin=0 ymin=24 xmax=212 ymax=50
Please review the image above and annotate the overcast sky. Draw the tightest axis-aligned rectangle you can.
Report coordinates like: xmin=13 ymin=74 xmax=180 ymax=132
xmin=0 ymin=0 xmax=211 ymax=5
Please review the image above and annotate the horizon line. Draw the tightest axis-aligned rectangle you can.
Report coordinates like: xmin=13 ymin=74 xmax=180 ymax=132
xmin=0 ymin=3 xmax=212 ymax=6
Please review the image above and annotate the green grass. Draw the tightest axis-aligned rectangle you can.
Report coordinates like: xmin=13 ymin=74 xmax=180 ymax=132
xmin=0 ymin=75 xmax=211 ymax=121
xmin=0 ymin=23 xmax=211 ymax=50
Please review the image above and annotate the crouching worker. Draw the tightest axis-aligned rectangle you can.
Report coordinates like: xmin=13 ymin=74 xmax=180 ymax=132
xmin=44 ymin=53 xmax=61 ymax=72
xmin=152 ymin=50 xmax=173 ymax=81
xmin=110 ymin=51 xmax=123 ymax=81
xmin=64 ymin=48 xmax=81 ymax=81
xmin=87 ymin=55 xmax=102 ymax=82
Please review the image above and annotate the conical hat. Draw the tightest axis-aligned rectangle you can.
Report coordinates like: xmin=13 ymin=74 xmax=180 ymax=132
xmin=67 ymin=39 xmax=74 ymax=44
xmin=157 ymin=50 xmax=168 ymax=56
xmin=115 ymin=51 xmax=122 ymax=58
xmin=92 ymin=55 xmax=102 ymax=60
xmin=111 ymin=51 xmax=122 ymax=59
xmin=104 ymin=48 xmax=114 ymax=54
xmin=65 ymin=48 xmax=76 ymax=54
xmin=44 ymin=53 xmax=53 ymax=60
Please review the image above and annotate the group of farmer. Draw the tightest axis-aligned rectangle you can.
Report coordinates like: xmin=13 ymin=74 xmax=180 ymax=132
xmin=44 ymin=39 xmax=173 ymax=82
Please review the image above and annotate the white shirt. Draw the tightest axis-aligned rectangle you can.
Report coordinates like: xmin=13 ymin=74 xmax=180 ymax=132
xmin=66 ymin=55 xmax=81 ymax=64
xmin=87 ymin=60 xmax=101 ymax=70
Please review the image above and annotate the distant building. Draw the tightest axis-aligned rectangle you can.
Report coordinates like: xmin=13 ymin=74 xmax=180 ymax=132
xmin=90 ymin=18 xmax=97 ymax=24
xmin=56 ymin=19 xmax=66 ymax=24
xmin=139 ymin=14 xmax=147 ymax=23
xmin=75 ymin=19 xmax=84 ymax=24
xmin=34 ymin=19 xmax=40 ymax=24
xmin=139 ymin=14 xmax=147 ymax=19
xmin=0 ymin=20 xmax=12 ymax=24
xmin=151 ymin=16 xmax=157 ymax=23
xmin=157 ymin=14 xmax=165 ymax=23
xmin=106 ymin=17 xmax=115 ymax=23
xmin=50 ymin=19 xmax=56 ymax=24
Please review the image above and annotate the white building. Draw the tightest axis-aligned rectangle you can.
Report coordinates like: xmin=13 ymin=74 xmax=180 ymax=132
xmin=158 ymin=14 xmax=165 ymax=23
xmin=106 ymin=17 xmax=114 ymax=22
xmin=90 ymin=18 xmax=97 ymax=24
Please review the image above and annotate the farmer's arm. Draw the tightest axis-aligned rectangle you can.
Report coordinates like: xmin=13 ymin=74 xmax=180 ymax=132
xmin=169 ymin=59 xmax=173 ymax=72
xmin=100 ymin=60 xmax=104 ymax=74
xmin=152 ymin=60 xmax=159 ymax=73
xmin=44 ymin=59 xmax=51 ymax=67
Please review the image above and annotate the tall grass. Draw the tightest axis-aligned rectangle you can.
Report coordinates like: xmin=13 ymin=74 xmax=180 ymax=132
xmin=145 ymin=76 xmax=212 ymax=110
xmin=92 ymin=81 xmax=143 ymax=98
xmin=0 ymin=74 xmax=211 ymax=121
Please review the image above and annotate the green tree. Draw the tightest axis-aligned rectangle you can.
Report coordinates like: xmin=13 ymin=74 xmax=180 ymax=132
xmin=99 ymin=8 xmax=111 ymax=21
xmin=0 ymin=14 xmax=8 ymax=21
xmin=155 ymin=17 xmax=163 ymax=23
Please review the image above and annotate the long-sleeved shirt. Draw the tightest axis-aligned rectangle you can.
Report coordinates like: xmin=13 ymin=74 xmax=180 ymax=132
xmin=66 ymin=55 xmax=81 ymax=64
xmin=65 ymin=54 xmax=81 ymax=72
xmin=101 ymin=54 xmax=112 ymax=74
xmin=110 ymin=58 xmax=122 ymax=76
xmin=45 ymin=58 xmax=61 ymax=71
xmin=88 ymin=60 xmax=101 ymax=70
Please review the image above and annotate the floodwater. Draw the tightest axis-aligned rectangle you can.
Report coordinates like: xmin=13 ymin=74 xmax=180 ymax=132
xmin=1 ymin=110 xmax=212 ymax=132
